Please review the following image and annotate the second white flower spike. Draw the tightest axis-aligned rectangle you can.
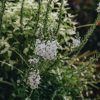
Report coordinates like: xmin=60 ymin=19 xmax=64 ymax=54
xmin=34 ymin=39 xmax=58 ymax=60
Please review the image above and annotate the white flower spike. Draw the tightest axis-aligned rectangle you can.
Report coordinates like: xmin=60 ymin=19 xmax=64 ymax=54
xmin=34 ymin=39 xmax=58 ymax=60
xmin=97 ymin=2 xmax=100 ymax=13
xmin=27 ymin=70 xmax=41 ymax=89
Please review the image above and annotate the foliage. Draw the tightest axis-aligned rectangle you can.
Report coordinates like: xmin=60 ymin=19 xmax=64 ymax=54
xmin=0 ymin=0 xmax=100 ymax=100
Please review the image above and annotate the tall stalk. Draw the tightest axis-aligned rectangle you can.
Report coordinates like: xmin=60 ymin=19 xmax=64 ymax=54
xmin=34 ymin=0 xmax=42 ymax=35
xmin=55 ymin=0 xmax=63 ymax=35
xmin=67 ymin=14 xmax=100 ymax=57
xmin=20 ymin=0 xmax=25 ymax=33
xmin=0 ymin=0 xmax=6 ymax=35
xmin=43 ymin=0 xmax=52 ymax=37
xmin=76 ymin=14 xmax=100 ymax=55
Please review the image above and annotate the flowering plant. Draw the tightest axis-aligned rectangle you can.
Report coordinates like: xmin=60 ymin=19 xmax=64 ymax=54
xmin=0 ymin=0 xmax=100 ymax=100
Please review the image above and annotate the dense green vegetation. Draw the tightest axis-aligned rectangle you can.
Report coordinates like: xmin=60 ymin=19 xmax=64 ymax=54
xmin=0 ymin=0 xmax=100 ymax=100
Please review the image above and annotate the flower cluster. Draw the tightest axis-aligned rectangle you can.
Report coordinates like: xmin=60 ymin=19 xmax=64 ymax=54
xmin=72 ymin=38 xmax=80 ymax=47
xmin=67 ymin=28 xmax=76 ymax=35
xmin=28 ymin=58 xmax=39 ymax=65
xmin=34 ymin=39 xmax=58 ymax=60
xmin=27 ymin=70 xmax=41 ymax=89
xmin=97 ymin=2 xmax=100 ymax=13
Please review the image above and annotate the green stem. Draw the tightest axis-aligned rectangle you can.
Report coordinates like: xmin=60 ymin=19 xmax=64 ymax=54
xmin=76 ymin=24 xmax=95 ymax=29
xmin=11 ymin=48 xmax=30 ymax=68
xmin=67 ymin=14 xmax=100 ymax=57
xmin=76 ymin=14 xmax=100 ymax=55
xmin=43 ymin=0 xmax=52 ymax=37
xmin=55 ymin=0 xmax=63 ymax=35
xmin=20 ymin=0 xmax=25 ymax=33
xmin=34 ymin=0 xmax=42 ymax=35
xmin=28 ymin=89 xmax=34 ymax=98
xmin=0 ymin=0 xmax=6 ymax=34
xmin=0 ymin=80 xmax=14 ymax=86
xmin=0 ymin=61 xmax=23 ymax=74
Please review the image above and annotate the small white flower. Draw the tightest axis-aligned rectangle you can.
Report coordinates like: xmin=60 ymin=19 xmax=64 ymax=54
xmin=28 ymin=58 xmax=39 ymax=65
xmin=67 ymin=28 xmax=76 ymax=35
xmin=97 ymin=2 xmax=100 ymax=13
xmin=25 ymin=97 xmax=31 ymax=100
xmin=72 ymin=38 xmax=80 ymax=47
xmin=27 ymin=70 xmax=41 ymax=89
xmin=17 ymin=80 xmax=20 ymax=84
xmin=34 ymin=39 xmax=58 ymax=60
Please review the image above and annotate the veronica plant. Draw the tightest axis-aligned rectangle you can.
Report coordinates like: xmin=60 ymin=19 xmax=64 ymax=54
xmin=0 ymin=0 xmax=99 ymax=100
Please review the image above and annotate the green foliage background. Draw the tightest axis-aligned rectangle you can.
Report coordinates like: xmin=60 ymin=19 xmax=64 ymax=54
xmin=0 ymin=0 xmax=100 ymax=100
